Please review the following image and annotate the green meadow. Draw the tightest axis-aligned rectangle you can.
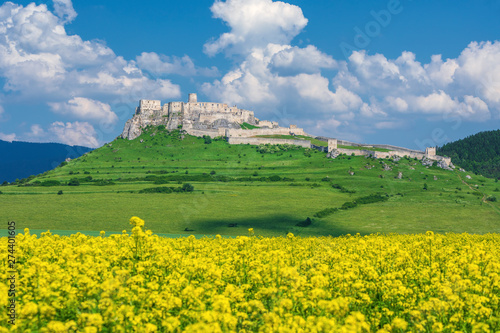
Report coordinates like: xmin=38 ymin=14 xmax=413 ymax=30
xmin=1 ymin=127 xmax=499 ymax=236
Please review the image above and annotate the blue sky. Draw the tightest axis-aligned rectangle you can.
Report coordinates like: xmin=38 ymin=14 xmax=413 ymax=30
xmin=0 ymin=0 xmax=499 ymax=149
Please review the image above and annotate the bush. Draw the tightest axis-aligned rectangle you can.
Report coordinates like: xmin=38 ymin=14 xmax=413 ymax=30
xmin=181 ymin=183 xmax=194 ymax=192
xmin=341 ymin=201 xmax=358 ymax=210
xmin=203 ymin=135 xmax=212 ymax=144
xmin=139 ymin=187 xmax=173 ymax=194
xmin=68 ymin=178 xmax=80 ymax=186
xmin=356 ymin=194 xmax=388 ymax=205
xmin=314 ymin=208 xmax=338 ymax=218
xmin=486 ymin=196 xmax=497 ymax=202
xmin=1 ymin=181 xmax=8 ymax=186
xmin=41 ymin=180 xmax=61 ymax=187
xmin=57 ymin=190 xmax=63 ymax=195
xmin=269 ymin=175 xmax=282 ymax=182
xmin=332 ymin=184 xmax=356 ymax=194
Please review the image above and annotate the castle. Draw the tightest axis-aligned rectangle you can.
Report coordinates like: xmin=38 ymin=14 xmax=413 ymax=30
xmin=121 ymin=93 xmax=304 ymax=140
xmin=121 ymin=94 xmax=453 ymax=169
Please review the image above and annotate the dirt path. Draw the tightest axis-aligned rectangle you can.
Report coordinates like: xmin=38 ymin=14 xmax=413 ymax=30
xmin=456 ymin=172 xmax=500 ymax=215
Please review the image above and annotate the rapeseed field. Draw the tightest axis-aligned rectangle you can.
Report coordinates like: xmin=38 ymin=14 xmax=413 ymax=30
xmin=1 ymin=217 xmax=499 ymax=332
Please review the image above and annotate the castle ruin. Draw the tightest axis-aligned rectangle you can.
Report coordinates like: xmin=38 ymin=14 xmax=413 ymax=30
xmin=121 ymin=93 xmax=303 ymax=141
xmin=120 ymin=94 xmax=453 ymax=169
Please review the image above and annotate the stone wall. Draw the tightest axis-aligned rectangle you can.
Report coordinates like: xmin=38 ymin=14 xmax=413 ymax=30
xmin=226 ymin=127 xmax=306 ymax=137
xmin=186 ymin=128 xmax=227 ymax=138
xmin=227 ymin=137 xmax=311 ymax=148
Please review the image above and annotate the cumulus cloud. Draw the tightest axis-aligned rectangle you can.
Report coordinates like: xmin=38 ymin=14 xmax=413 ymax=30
xmin=49 ymin=121 xmax=99 ymax=147
xmin=270 ymin=45 xmax=337 ymax=75
xmin=53 ymin=0 xmax=77 ymax=23
xmin=49 ymin=97 xmax=118 ymax=124
xmin=136 ymin=52 xmax=219 ymax=77
xmin=0 ymin=132 xmax=16 ymax=142
xmin=0 ymin=2 xmax=181 ymax=101
xmin=204 ymin=0 xmax=308 ymax=56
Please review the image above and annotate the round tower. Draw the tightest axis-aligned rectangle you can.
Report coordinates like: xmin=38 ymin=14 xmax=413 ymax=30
xmin=188 ymin=93 xmax=197 ymax=103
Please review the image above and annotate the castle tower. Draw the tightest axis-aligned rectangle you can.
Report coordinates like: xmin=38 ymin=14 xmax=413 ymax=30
xmin=425 ymin=147 xmax=436 ymax=157
xmin=188 ymin=93 xmax=197 ymax=103
xmin=328 ymin=139 xmax=338 ymax=152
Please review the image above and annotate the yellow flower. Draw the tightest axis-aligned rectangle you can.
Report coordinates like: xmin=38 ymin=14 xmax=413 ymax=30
xmin=129 ymin=216 xmax=145 ymax=227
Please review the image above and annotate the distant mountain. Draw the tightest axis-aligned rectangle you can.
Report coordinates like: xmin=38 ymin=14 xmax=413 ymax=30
xmin=437 ymin=129 xmax=500 ymax=179
xmin=0 ymin=140 xmax=93 ymax=183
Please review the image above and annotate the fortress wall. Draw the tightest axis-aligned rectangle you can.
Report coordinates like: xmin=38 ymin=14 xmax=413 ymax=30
xmin=227 ymin=127 xmax=306 ymax=137
xmin=228 ymin=137 xmax=311 ymax=148
xmin=185 ymin=129 xmax=226 ymax=138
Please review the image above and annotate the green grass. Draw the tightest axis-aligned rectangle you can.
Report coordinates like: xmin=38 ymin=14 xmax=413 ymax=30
xmin=2 ymin=128 xmax=499 ymax=237
xmin=254 ymin=134 xmax=328 ymax=147
xmin=240 ymin=122 xmax=260 ymax=129
xmin=338 ymin=145 xmax=391 ymax=152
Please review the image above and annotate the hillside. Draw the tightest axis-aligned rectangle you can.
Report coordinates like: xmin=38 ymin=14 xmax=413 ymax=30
xmin=438 ymin=130 xmax=500 ymax=179
xmin=1 ymin=127 xmax=499 ymax=236
xmin=0 ymin=140 xmax=93 ymax=183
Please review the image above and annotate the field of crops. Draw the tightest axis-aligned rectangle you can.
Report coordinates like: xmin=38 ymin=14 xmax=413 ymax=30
xmin=2 ymin=217 xmax=499 ymax=332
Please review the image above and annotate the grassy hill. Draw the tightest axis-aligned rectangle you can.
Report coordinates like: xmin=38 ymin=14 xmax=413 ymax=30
xmin=1 ymin=127 xmax=499 ymax=236
xmin=438 ymin=129 xmax=500 ymax=179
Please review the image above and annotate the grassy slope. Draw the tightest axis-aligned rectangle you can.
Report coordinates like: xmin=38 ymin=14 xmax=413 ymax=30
xmin=1 ymin=128 xmax=499 ymax=236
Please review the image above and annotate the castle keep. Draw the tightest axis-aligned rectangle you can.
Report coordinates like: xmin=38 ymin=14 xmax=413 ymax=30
xmin=121 ymin=94 xmax=453 ymax=169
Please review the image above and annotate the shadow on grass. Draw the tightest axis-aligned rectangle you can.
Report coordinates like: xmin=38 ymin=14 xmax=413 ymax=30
xmin=182 ymin=214 xmax=361 ymax=237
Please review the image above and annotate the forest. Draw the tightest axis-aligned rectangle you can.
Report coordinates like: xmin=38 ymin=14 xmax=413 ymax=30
xmin=438 ymin=129 xmax=500 ymax=179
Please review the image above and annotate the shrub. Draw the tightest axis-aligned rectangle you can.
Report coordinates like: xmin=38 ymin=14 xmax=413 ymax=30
xmin=486 ymin=196 xmax=497 ymax=202
xmin=314 ymin=208 xmax=338 ymax=218
xmin=181 ymin=183 xmax=194 ymax=192
xmin=68 ymin=178 xmax=80 ymax=186
xmin=139 ymin=187 xmax=173 ymax=194
xmin=341 ymin=201 xmax=358 ymax=210
xmin=356 ymin=194 xmax=389 ymax=205
xmin=57 ymin=190 xmax=63 ymax=195
xmin=41 ymin=180 xmax=61 ymax=187
xmin=269 ymin=175 xmax=282 ymax=182
xmin=203 ymin=135 xmax=212 ymax=144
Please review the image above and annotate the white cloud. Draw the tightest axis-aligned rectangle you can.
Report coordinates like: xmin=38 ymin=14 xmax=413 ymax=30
xmin=290 ymin=75 xmax=363 ymax=113
xmin=385 ymin=96 xmax=408 ymax=112
xmin=29 ymin=124 xmax=45 ymax=136
xmin=204 ymin=0 xmax=308 ymax=56
xmin=0 ymin=132 xmax=16 ymax=142
xmin=270 ymin=45 xmax=337 ymax=75
xmin=0 ymin=2 xmax=181 ymax=102
xmin=48 ymin=97 xmax=118 ymax=124
xmin=360 ymin=102 xmax=387 ymax=118
xmin=412 ymin=90 xmax=457 ymax=114
xmin=136 ymin=52 xmax=219 ymax=77
xmin=49 ymin=121 xmax=99 ymax=147
xmin=53 ymin=0 xmax=77 ymax=23
xmin=374 ymin=121 xmax=404 ymax=130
